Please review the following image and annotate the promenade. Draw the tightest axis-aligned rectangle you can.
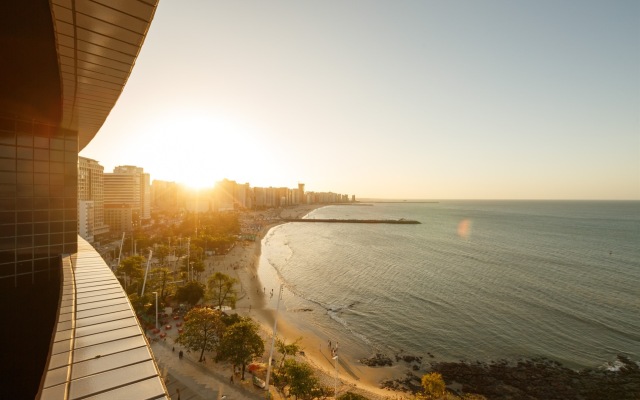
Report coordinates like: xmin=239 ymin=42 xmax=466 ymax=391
xmin=151 ymin=338 xmax=269 ymax=400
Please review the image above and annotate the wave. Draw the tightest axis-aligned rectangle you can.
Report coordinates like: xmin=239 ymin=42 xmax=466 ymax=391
xmin=260 ymin=201 xmax=640 ymax=368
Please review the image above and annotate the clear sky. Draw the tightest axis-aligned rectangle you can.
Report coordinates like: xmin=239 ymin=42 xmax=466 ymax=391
xmin=80 ymin=0 xmax=640 ymax=200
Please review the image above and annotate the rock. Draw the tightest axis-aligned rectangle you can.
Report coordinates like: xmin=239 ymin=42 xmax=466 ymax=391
xmin=360 ymin=353 xmax=393 ymax=367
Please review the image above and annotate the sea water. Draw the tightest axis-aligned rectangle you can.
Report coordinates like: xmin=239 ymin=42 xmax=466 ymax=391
xmin=257 ymin=201 xmax=640 ymax=368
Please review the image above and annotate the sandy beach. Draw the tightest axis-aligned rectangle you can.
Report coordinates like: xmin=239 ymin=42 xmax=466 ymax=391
xmin=213 ymin=204 xmax=410 ymax=399
xmin=150 ymin=204 xmax=411 ymax=399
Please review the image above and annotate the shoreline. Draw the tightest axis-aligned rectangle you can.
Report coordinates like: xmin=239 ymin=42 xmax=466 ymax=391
xmin=229 ymin=204 xmax=410 ymax=399
xmin=155 ymin=203 xmax=640 ymax=399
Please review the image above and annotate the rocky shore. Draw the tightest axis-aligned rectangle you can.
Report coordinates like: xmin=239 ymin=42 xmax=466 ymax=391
xmin=376 ymin=353 xmax=639 ymax=399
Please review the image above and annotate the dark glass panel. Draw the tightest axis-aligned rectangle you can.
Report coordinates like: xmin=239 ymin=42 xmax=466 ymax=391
xmin=0 ymin=223 xmax=15 ymax=236
xmin=16 ymin=185 xmax=33 ymax=197
xmin=17 ymin=211 xmax=32 ymax=223
xmin=16 ymin=235 xmax=33 ymax=248
xmin=0 ymin=145 xmax=16 ymax=158
xmin=33 ymin=222 xmax=48 ymax=235
xmin=0 ymin=159 xmax=16 ymax=171
xmin=33 ymin=136 xmax=48 ymax=149
xmin=16 ymin=160 xmax=32 ymax=172
xmin=16 ymin=147 xmax=33 ymax=159
xmin=17 ymin=224 xmax=32 ymax=235
xmin=49 ymin=221 xmax=63 ymax=233
xmin=34 ymin=235 xmax=48 ymax=247
xmin=34 ymin=161 xmax=48 ymax=172
xmin=34 ymin=185 xmax=49 ymax=197
xmin=33 ymin=149 xmax=48 ymax=161
xmin=50 ymin=162 xmax=63 ymax=173
xmin=0 ymin=251 xmax=14 ymax=264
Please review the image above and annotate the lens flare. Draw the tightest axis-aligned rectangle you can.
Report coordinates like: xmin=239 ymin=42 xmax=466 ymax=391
xmin=457 ymin=219 xmax=472 ymax=239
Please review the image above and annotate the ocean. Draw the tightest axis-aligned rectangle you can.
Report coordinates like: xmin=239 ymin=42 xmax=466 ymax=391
xmin=257 ymin=201 xmax=640 ymax=369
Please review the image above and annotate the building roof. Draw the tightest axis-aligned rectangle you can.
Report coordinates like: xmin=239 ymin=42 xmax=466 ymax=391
xmin=39 ymin=237 xmax=168 ymax=399
xmin=50 ymin=0 xmax=158 ymax=150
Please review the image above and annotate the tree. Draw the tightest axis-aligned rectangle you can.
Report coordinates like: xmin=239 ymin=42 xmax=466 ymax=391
xmin=174 ymin=307 xmax=224 ymax=362
xmin=207 ymin=272 xmax=238 ymax=310
xmin=276 ymin=336 xmax=303 ymax=368
xmin=147 ymin=267 xmax=175 ymax=300
xmin=192 ymin=259 xmax=205 ymax=281
xmin=421 ymin=372 xmax=446 ymax=399
xmin=118 ymin=255 xmax=146 ymax=281
xmin=215 ymin=318 xmax=264 ymax=380
xmin=155 ymin=245 xmax=171 ymax=265
xmin=276 ymin=359 xmax=325 ymax=400
xmin=175 ymin=281 xmax=205 ymax=307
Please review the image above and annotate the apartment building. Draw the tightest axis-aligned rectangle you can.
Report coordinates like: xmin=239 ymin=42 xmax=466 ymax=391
xmin=104 ymin=165 xmax=151 ymax=233
xmin=78 ymin=156 xmax=109 ymax=242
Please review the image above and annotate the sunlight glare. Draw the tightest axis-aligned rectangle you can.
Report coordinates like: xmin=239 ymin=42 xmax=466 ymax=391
xmin=139 ymin=110 xmax=279 ymax=189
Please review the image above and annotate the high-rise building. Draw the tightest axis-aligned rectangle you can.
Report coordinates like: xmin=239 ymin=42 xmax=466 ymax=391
xmin=298 ymin=183 xmax=305 ymax=204
xmin=78 ymin=156 xmax=109 ymax=242
xmin=215 ymin=178 xmax=237 ymax=211
xmin=0 ymin=1 xmax=165 ymax=398
xmin=151 ymin=179 xmax=180 ymax=212
xmin=104 ymin=165 xmax=151 ymax=232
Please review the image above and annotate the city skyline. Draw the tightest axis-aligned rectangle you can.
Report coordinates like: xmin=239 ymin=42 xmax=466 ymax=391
xmin=80 ymin=1 xmax=640 ymax=200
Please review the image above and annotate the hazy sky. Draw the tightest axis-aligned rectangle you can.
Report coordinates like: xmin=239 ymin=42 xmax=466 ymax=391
xmin=80 ymin=0 xmax=640 ymax=199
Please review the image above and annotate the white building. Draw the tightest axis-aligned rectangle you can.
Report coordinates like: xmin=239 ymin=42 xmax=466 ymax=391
xmin=78 ymin=157 xmax=109 ymax=242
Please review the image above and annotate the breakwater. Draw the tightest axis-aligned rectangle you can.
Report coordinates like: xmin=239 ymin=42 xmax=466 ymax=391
xmin=283 ymin=218 xmax=421 ymax=224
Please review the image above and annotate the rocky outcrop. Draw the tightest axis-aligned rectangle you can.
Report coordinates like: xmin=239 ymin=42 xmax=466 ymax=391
xmin=360 ymin=353 xmax=393 ymax=367
xmin=431 ymin=354 xmax=640 ymax=400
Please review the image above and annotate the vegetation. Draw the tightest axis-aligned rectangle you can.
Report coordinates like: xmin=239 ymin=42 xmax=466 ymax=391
xmin=420 ymin=372 xmax=446 ymax=399
xmin=146 ymin=266 xmax=174 ymax=300
xmin=175 ymin=281 xmax=205 ymax=306
xmin=276 ymin=336 xmax=303 ymax=368
xmin=206 ymin=272 xmax=238 ymax=310
xmin=273 ymin=359 xmax=326 ymax=400
xmin=269 ymin=337 xmax=329 ymax=399
xmin=174 ymin=307 xmax=224 ymax=362
xmin=215 ymin=318 xmax=264 ymax=380
xmin=117 ymin=254 xmax=145 ymax=281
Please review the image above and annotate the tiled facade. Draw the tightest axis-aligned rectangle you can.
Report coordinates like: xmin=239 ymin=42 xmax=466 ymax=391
xmin=0 ymin=118 xmax=78 ymax=289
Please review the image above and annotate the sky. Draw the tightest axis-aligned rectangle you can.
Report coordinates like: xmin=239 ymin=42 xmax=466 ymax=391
xmin=80 ymin=0 xmax=640 ymax=200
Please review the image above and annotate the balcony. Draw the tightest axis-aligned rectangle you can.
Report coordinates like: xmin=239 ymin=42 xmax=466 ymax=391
xmin=38 ymin=237 xmax=168 ymax=399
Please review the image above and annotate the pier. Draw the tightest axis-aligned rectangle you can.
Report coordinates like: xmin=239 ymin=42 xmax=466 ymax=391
xmin=283 ymin=218 xmax=421 ymax=224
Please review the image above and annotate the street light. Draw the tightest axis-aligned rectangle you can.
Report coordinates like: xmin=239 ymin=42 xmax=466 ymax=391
xmin=152 ymin=291 xmax=158 ymax=329
xmin=333 ymin=355 xmax=339 ymax=399
xmin=265 ymin=284 xmax=284 ymax=398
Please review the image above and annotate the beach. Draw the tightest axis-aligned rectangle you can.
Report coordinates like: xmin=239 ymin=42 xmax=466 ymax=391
xmin=205 ymin=203 xmax=410 ymax=399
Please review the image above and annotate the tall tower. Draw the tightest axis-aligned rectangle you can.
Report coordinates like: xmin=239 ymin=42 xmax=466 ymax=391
xmin=298 ymin=183 xmax=305 ymax=204
xmin=78 ymin=157 xmax=109 ymax=242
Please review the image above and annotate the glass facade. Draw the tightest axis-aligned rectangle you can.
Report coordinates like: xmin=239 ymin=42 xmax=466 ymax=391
xmin=0 ymin=115 xmax=78 ymax=289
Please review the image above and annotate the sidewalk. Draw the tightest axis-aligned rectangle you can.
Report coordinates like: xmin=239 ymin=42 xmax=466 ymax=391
xmin=151 ymin=339 xmax=272 ymax=400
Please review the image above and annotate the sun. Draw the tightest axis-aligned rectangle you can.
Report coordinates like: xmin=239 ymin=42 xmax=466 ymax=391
xmin=137 ymin=110 xmax=283 ymax=189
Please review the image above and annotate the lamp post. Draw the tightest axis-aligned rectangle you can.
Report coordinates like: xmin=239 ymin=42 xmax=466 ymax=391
xmin=152 ymin=291 xmax=158 ymax=329
xmin=333 ymin=355 xmax=339 ymax=399
xmin=264 ymin=284 xmax=284 ymax=398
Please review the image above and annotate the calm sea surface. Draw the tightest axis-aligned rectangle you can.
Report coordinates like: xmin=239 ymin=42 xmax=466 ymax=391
xmin=257 ymin=201 xmax=640 ymax=368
